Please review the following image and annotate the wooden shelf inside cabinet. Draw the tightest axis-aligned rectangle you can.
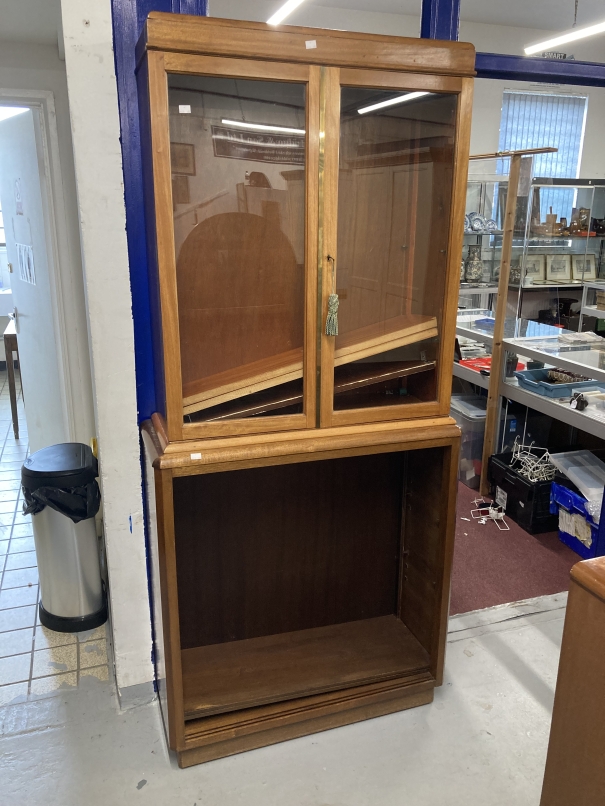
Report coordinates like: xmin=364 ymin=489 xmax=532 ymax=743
xmin=189 ymin=360 xmax=436 ymax=422
xmin=183 ymin=314 xmax=437 ymax=417
xmin=182 ymin=616 xmax=430 ymax=719
xmin=334 ymin=315 xmax=438 ymax=367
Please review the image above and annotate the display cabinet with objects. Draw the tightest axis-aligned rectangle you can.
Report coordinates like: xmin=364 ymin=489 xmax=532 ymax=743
xmin=137 ymin=14 xmax=474 ymax=767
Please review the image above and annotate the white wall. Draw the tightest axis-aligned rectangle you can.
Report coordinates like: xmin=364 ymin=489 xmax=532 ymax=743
xmin=60 ymin=0 xmax=153 ymax=692
xmin=0 ymin=42 xmax=95 ymax=445
xmin=468 ymin=78 xmax=605 ymax=179
xmin=210 ymin=0 xmax=420 ymax=37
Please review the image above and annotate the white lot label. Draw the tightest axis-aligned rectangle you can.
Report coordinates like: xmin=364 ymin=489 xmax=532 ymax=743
xmin=495 ymin=486 xmax=507 ymax=509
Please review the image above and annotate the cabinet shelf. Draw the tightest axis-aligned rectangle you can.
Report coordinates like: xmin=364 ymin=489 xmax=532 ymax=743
xmin=181 ymin=616 xmax=431 ymax=720
xmin=191 ymin=360 xmax=436 ymax=422
xmin=183 ymin=314 xmax=438 ymax=416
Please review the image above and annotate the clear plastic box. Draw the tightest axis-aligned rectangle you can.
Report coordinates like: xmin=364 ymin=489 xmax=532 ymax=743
xmin=450 ymin=394 xmax=487 ymax=489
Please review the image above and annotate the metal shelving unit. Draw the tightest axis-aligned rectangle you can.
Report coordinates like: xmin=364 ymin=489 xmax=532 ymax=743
xmin=501 ymin=377 xmax=605 ymax=441
xmin=452 ymin=362 xmax=490 ymax=390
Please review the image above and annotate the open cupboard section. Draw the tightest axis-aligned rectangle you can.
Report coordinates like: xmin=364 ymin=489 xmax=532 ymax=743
xmin=137 ymin=13 xmax=474 ymax=767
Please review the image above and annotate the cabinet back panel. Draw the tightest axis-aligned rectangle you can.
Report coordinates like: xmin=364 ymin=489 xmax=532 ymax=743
xmin=174 ymin=453 xmax=403 ymax=649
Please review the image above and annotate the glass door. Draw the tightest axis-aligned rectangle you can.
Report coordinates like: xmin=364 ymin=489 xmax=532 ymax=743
xmin=148 ymin=54 xmax=320 ymax=441
xmin=320 ymin=69 xmax=468 ymax=426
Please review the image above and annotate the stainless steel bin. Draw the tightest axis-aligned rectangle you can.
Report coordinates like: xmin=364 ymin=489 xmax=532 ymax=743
xmin=22 ymin=443 xmax=107 ymax=633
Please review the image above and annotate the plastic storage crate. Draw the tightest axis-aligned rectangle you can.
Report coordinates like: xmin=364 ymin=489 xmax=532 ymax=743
xmin=488 ymin=451 xmax=572 ymax=534
xmin=450 ymin=394 xmax=486 ymax=489
xmin=550 ymin=483 xmax=605 ymax=559
xmin=514 ymin=369 xmax=605 ymax=398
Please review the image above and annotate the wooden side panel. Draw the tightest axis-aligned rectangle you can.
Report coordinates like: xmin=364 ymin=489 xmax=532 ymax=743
xmin=399 ymin=442 xmax=459 ymax=682
xmin=153 ymin=465 xmax=186 ymax=751
xmin=540 ymin=565 xmax=605 ymax=806
xmin=173 ymin=453 xmax=404 ymax=648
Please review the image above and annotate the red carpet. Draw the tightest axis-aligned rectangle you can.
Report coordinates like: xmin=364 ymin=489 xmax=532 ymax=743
xmin=450 ymin=481 xmax=579 ymax=615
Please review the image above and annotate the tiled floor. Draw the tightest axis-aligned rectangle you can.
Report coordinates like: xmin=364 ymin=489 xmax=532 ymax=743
xmin=0 ymin=369 xmax=109 ymax=706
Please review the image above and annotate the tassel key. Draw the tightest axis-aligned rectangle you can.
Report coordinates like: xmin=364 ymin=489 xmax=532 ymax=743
xmin=326 ymin=293 xmax=339 ymax=336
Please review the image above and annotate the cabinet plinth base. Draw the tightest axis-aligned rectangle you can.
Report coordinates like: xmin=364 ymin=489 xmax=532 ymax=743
xmin=178 ymin=672 xmax=435 ymax=768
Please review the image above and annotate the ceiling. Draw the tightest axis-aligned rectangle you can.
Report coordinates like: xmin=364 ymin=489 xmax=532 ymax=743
xmin=0 ymin=0 xmax=603 ymax=45
xmin=299 ymin=0 xmax=605 ymax=31
xmin=0 ymin=0 xmax=61 ymax=45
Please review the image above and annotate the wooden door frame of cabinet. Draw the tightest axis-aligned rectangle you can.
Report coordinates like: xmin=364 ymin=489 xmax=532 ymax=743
xmin=319 ymin=71 xmax=473 ymax=428
xmin=142 ymin=51 xmax=320 ymax=442
xmin=139 ymin=17 xmax=475 ymax=444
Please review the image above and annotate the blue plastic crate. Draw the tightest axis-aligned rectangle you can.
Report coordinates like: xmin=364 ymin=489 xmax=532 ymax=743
xmin=550 ymin=482 xmax=605 ymax=559
xmin=514 ymin=369 xmax=605 ymax=398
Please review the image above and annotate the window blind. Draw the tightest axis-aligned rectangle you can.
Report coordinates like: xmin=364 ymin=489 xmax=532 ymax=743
xmin=498 ymin=91 xmax=588 ymax=221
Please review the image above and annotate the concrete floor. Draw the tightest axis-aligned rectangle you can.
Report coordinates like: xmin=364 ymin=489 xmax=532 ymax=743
xmin=0 ymin=593 xmax=565 ymax=805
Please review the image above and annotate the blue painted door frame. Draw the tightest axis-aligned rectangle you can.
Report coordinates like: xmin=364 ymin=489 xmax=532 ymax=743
xmin=110 ymin=0 xmax=605 ymax=420
xmin=111 ymin=0 xmax=208 ymax=421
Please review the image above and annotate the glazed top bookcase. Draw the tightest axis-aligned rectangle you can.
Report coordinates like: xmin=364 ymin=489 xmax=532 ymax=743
xmin=138 ymin=13 xmax=475 ymax=444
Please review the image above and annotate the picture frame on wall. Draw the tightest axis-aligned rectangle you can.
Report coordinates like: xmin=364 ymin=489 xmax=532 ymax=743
xmin=546 ymin=254 xmax=572 ymax=282
xmin=172 ymin=174 xmax=190 ymax=207
xmin=523 ymin=254 xmax=546 ymax=284
xmin=572 ymin=253 xmax=597 ymax=281
xmin=170 ymin=142 xmax=196 ymax=176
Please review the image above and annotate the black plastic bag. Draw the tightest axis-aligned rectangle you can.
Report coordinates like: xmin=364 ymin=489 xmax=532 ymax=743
xmin=22 ymin=480 xmax=101 ymax=524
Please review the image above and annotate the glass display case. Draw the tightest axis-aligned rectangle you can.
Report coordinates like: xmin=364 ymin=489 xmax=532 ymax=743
xmin=138 ymin=13 xmax=475 ymax=770
xmin=142 ymin=31 xmax=473 ymax=442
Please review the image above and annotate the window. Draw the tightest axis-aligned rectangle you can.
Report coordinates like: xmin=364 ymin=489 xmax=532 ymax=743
xmin=498 ymin=91 xmax=588 ymax=220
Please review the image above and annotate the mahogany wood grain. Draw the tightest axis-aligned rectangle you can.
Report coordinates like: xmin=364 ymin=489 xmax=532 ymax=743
xmin=157 ymin=418 xmax=460 ymax=473
xmin=173 ymin=453 xmax=404 ymax=648
xmin=540 ymin=559 xmax=605 ymax=806
xmin=191 ymin=361 xmax=436 ymax=422
xmin=399 ymin=444 xmax=458 ymax=682
xmin=333 ymin=315 xmax=438 ymax=366
xmin=304 ymin=66 xmax=321 ymax=429
xmin=139 ymin=14 xmax=476 ymax=78
xmin=178 ymin=674 xmax=434 ymax=767
xmin=154 ymin=466 xmax=186 ymax=750
xmin=319 ymin=67 xmax=341 ymax=428
xmin=147 ymin=51 xmax=184 ymax=442
xmin=181 ymin=616 xmax=430 ymax=719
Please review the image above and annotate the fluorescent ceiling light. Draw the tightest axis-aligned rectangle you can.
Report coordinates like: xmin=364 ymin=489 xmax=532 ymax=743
xmin=0 ymin=107 xmax=28 ymax=122
xmin=525 ymin=18 xmax=605 ymax=55
xmin=221 ymin=119 xmax=305 ymax=135
xmin=357 ymin=91 xmax=432 ymax=116
xmin=267 ymin=0 xmax=307 ymax=26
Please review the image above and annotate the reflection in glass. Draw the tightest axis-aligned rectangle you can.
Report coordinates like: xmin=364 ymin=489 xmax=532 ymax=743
xmin=167 ymin=75 xmax=307 ymax=423
xmin=333 ymin=88 xmax=458 ymax=410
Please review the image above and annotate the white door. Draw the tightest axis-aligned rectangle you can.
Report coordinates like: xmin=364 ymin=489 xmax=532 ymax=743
xmin=0 ymin=109 xmax=69 ymax=452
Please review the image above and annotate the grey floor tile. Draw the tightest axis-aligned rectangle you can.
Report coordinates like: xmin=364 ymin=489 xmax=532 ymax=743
xmin=4 ymin=551 xmax=37 ymax=571
xmin=0 ymin=652 xmax=31 ymax=685
xmin=0 ymin=628 xmax=33 ymax=658
xmin=2 ymin=567 xmax=38 ymax=589
xmin=0 ymin=585 xmax=38 ymax=610
xmin=0 ymin=480 xmax=21 ymax=492
xmin=0 ymin=606 xmax=36 ymax=632
xmin=0 ymin=502 xmax=17 ymax=515
xmin=9 ymin=537 xmax=35 ymax=554
xmin=0 ymin=490 xmax=19 ymax=503
xmin=11 ymin=525 xmax=33 ymax=538
xmin=0 ymin=541 xmax=8 ymax=557
xmin=0 ymin=680 xmax=28 ymax=706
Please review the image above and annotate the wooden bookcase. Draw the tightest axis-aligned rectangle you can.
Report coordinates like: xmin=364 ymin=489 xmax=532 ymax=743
xmin=137 ymin=13 xmax=474 ymax=767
